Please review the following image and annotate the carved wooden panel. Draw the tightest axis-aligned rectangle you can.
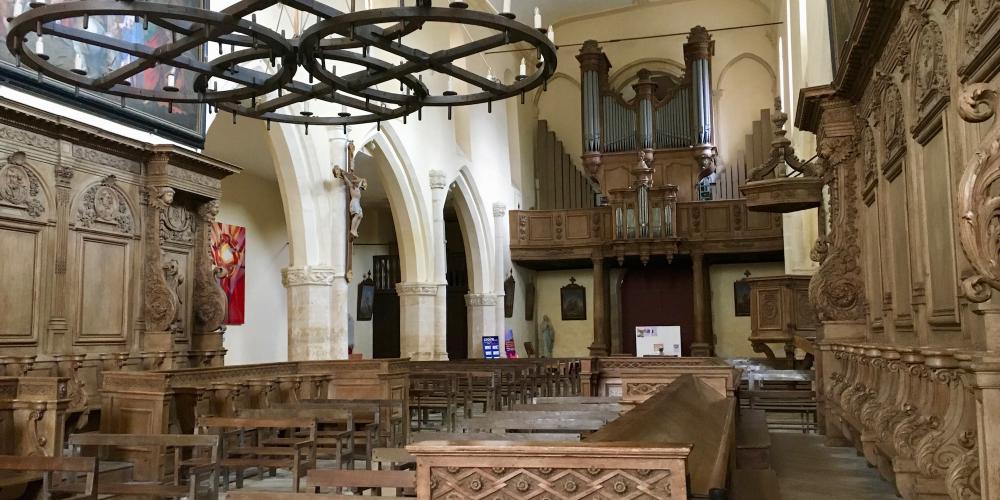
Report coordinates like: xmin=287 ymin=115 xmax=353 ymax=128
xmin=565 ymin=213 xmax=592 ymax=240
xmin=920 ymin=128 xmax=959 ymax=325
xmin=886 ymin=168 xmax=913 ymax=326
xmin=428 ymin=466 xmax=678 ymax=499
xmin=75 ymin=236 xmax=130 ymax=344
xmin=0 ymin=224 xmax=43 ymax=345
xmin=703 ymin=205 xmax=731 ymax=234
xmin=756 ymin=289 xmax=782 ymax=330
xmin=528 ymin=216 xmax=554 ymax=241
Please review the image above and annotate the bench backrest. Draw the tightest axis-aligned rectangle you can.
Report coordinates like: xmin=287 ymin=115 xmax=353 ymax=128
xmin=0 ymin=454 xmax=98 ymax=499
xmin=409 ymin=431 xmax=581 ymax=442
xmin=68 ymin=433 xmax=219 ymax=448
xmin=307 ymin=469 xmax=415 ymax=489
xmin=198 ymin=416 xmax=316 ymax=430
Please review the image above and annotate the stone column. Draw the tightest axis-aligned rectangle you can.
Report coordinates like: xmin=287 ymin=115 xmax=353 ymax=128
xmin=690 ymin=250 xmax=711 ymax=356
xmin=397 ymin=283 xmax=438 ymax=360
xmin=430 ymin=170 xmax=449 ymax=360
xmin=588 ymin=253 xmax=609 ymax=357
xmin=328 ymin=130 xmax=351 ymax=360
xmin=466 ymin=293 xmax=498 ymax=358
xmin=492 ymin=203 xmax=508 ymax=344
xmin=282 ymin=266 xmax=335 ymax=361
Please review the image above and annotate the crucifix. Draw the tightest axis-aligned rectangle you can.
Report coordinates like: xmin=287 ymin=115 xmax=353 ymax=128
xmin=333 ymin=140 xmax=367 ymax=282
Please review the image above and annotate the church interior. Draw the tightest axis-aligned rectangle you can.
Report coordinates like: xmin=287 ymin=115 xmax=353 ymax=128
xmin=0 ymin=0 xmax=995 ymax=498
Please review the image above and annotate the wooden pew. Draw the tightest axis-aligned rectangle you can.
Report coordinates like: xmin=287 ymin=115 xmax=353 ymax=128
xmin=511 ymin=402 xmax=623 ymax=412
xmin=735 ymin=409 xmax=772 ymax=470
xmin=241 ymin=407 xmax=375 ymax=470
xmin=308 ymin=469 xmax=416 ymax=496
xmin=0 ymin=455 xmax=98 ymax=500
xmin=458 ymin=410 xmax=617 ymax=434
xmin=532 ymin=395 xmax=620 ymax=404
xmin=64 ymin=433 xmax=219 ymax=499
xmin=197 ymin=416 xmax=317 ymax=492
xmin=410 ymin=431 xmax=581 ymax=442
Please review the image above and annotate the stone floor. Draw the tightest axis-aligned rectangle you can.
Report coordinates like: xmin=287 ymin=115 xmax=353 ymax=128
xmin=770 ymin=432 xmax=898 ymax=500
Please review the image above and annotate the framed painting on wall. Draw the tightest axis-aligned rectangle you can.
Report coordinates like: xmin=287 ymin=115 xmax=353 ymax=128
xmin=211 ymin=222 xmax=246 ymax=325
xmin=503 ymin=271 xmax=515 ymax=318
xmin=734 ymin=270 xmax=752 ymax=317
xmin=357 ymin=272 xmax=375 ymax=321
xmin=560 ymin=277 xmax=586 ymax=321
xmin=0 ymin=0 xmax=207 ymax=146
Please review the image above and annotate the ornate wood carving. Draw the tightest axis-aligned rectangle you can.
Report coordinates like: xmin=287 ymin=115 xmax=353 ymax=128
xmin=912 ymin=19 xmax=948 ymax=133
xmin=0 ymin=152 xmax=46 ymax=218
xmin=192 ymin=200 xmax=227 ymax=333
xmin=76 ymin=175 xmax=134 ymax=234
xmin=956 ymin=83 xmax=1000 ymax=303
xmin=808 ymin=128 xmax=865 ymax=322
xmin=143 ymin=186 xmax=179 ymax=333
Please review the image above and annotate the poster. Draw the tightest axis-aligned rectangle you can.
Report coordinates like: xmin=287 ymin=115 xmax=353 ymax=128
xmin=635 ymin=326 xmax=681 ymax=357
xmin=504 ymin=328 xmax=517 ymax=359
xmin=211 ymin=222 xmax=246 ymax=325
xmin=482 ymin=336 xmax=500 ymax=360
xmin=0 ymin=0 xmax=206 ymax=145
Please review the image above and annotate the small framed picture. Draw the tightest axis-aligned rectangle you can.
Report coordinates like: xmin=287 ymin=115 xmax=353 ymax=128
xmin=560 ymin=277 xmax=587 ymax=321
xmin=357 ymin=273 xmax=376 ymax=321
xmin=734 ymin=271 xmax=752 ymax=317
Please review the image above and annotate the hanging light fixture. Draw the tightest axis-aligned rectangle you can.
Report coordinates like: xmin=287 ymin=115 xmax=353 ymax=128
xmin=5 ymin=0 xmax=558 ymax=128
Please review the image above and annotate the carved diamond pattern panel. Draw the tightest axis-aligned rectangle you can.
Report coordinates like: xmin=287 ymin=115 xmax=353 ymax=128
xmin=429 ymin=466 xmax=674 ymax=499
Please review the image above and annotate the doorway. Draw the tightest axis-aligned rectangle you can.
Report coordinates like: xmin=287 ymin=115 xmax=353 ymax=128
xmin=620 ymin=258 xmax=695 ymax=355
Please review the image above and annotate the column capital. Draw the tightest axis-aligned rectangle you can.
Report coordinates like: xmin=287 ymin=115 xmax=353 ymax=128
xmin=430 ymin=170 xmax=448 ymax=190
xmin=396 ymin=282 xmax=439 ymax=296
xmin=282 ymin=266 xmax=338 ymax=287
xmin=492 ymin=203 xmax=507 ymax=217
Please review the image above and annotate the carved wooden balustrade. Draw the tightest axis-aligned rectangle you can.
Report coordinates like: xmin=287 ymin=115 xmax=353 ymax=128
xmin=580 ymin=356 xmax=740 ymax=405
xmin=510 ymin=198 xmax=783 ymax=263
xmin=819 ymin=342 xmax=984 ymax=499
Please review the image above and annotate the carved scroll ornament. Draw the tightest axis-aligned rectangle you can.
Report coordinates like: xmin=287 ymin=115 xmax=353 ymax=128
xmin=808 ymin=135 xmax=865 ymax=321
xmin=956 ymin=83 xmax=1000 ymax=302
xmin=192 ymin=200 xmax=227 ymax=332
xmin=143 ymin=186 xmax=179 ymax=332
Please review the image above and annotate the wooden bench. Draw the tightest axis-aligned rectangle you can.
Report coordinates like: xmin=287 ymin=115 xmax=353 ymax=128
xmin=372 ymin=447 xmax=415 ymax=470
xmin=197 ymin=416 xmax=317 ymax=492
xmin=0 ymin=455 xmax=98 ymax=500
xmin=511 ymin=402 xmax=623 ymax=413
xmin=458 ymin=410 xmax=616 ymax=434
xmin=533 ymin=396 xmax=620 ymax=404
xmin=241 ymin=407 xmax=375 ymax=470
xmin=308 ymin=469 xmax=416 ymax=496
xmin=735 ymin=409 xmax=772 ymax=470
xmin=410 ymin=431 xmax=581 ymax=442
xmin=64 ymin=433 xmax=219 ymax=499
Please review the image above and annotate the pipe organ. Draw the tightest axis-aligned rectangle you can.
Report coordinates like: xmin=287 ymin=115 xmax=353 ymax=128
xmin=578 ymin=26 xmax=716 ymax=179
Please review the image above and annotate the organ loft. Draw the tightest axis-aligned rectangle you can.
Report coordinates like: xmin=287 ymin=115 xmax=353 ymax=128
xmin=0 ymin=1 xmax=995 ymax=499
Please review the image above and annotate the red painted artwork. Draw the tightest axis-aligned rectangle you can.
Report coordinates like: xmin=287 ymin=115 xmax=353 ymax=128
xmin=211 ymin=223 xmax=246 ymax=325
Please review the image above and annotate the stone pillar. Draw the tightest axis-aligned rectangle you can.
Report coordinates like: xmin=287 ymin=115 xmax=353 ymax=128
xmin=492 ymin=203 xmax=508 ymax=344
xmin=466 ymin=293 xmax=498 ymax=358
xmin=690 ymin=250 xmax=710 ymax=356
xmin=397 ymin=283 xmax=438 ymax=360
xmin=430 ymin=170 xmax=449 ymax=361
xmin=588 ymin=254 xmax=609 ymax=357
xmin=282 ymin=266 xmax=335 ymax=361
xmin=328 ymin=130 xmax=351 ymax=360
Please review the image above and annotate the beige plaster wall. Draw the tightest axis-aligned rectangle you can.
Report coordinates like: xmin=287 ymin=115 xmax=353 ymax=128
xmin=709 ymin=262 xmax=786 ymax=359
xmin=534 ymin=269 xmax=594 ymax=358
xmin=217 ymin=172 xmax=291 ymax=365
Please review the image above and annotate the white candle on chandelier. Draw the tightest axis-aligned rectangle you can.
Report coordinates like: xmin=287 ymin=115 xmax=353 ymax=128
xmin=547 ymin=25 xmax=554 ymax=44
xmin=446 ymin=75 xmax=453 ymax=93
xmin=533 ymin=7 xmax=541 ymax=29
xmin=487 ymin=68 xmax=495 ymax=83
xmin=74 ymin=51 xmax=86 ymax=72
xmin=166 ymin=68 xmax=177 ymax=88
xmin=502 ymin=0 xmax=510 ymax=13
xmin=34 ymin=36 xmax=43 ymax=55
xmin=519 ymin=57 xmax=526 ymax=77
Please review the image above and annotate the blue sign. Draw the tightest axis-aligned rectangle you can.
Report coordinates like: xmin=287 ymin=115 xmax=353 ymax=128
xmin=482 ymin=336 xmax=501 ymax=359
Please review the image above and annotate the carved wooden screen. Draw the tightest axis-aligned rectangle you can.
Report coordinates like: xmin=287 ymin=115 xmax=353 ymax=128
xmin=69 ymin=175 xmax=138 ymax=347
xmin=0 ymin=151 xmax=51 ymax=348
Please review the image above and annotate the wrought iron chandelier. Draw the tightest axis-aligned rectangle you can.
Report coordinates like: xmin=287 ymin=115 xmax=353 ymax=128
xmin=5 ymin=0 xmax=557 ymax=129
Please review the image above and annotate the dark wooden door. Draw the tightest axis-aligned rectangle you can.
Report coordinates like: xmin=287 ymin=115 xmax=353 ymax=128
xmin=620 ymin=259 xmax=695 ymax=355
xmin=372 ymin=255 xmax=401 ymax=358
xmin=446 ymin=252 xmax=469 ymax=360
